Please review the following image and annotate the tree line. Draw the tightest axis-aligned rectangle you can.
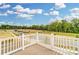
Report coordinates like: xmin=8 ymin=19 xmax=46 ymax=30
xmin=0 ymin=18 xmax=79 ymax=33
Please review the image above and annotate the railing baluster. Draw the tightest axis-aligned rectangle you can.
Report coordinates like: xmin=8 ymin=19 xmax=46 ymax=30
xmin=9 ymin=39 xmax=10 ymax=52
xmin=61 ymin=36 xmax=64 ymax=54
xmin=36 ymin=32 xmax=39 ymax=43
xmin=19 ymin=36 xmax=21 ymax=47
xmin=58 ymin=36 xmax=60 ymax=48
xmin=64 ymin=37 xmax=68 ymax=54
xmin=21 ymin=36 xmax=22 ymax=47
xmin=62 ymin=37 xmax=65 ymax=52
xmin=18 ymin=38 xmax=20 ymax=48
xmin=62 ymin=37 xmax=64 ymax=49
xmin=59 ymin=36 xmax=60 ymax=48
xmin=68 ymin=38 xmax=71 ymax=54
xmin=16 ymin=38 xmax=18 ymax=49
xmin=17 ymin=38 xmax=19 ymax=48
xmin=58 ymin=36 xmax=59 ymax=48
xmin=3 ymin=40 xmax=5 ymax=55
xmin=21 ymin=33 xmax=25 ymax=50
xmin=9 ymin=39 xmax=11 ymax=52
xmin=78 ymin=38 xmax=79 ymax=54
xmin=24 ymin=38 xmax=25 ymax=45
xmin=0 ymin=41 xmax=1 ymax=55
xmin=57 ymin=36 xmax=58 ymax=47
xmin=13 ymin=39 xmax=14 ymax=51
xmin=50 ymin=34 xmax=54 ymax=48
xmin=7 ymin=40 xmax=8 ymax=53
xmin=11 ymin=39 xmax=13 ymax=51
xmin=66 ymin=37 xmax=68 ymax=50
xmin=66 ymin=37 xmax=69 ymax=54
xmin=15 ymin=39 xmax=17 ymax=49
xmin=75 ymin=38 xmax=78 ymax=55
xmin=19 ymin=38 xmax=21 ymax=47
xmin=65 ymin=37 xmax=67 ymax=49
xmin=72 ymin=38 xmax=75 ymax=54
xmin=11 ymin=39 xmax=12 ymax=51
xmin=27 ymin=36 xmax=29 ymax=43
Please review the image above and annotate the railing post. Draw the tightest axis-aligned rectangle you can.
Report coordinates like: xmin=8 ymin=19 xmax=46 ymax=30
xmin=50 ymin=34 xmax=54 ymax=48
xmin=0 ymin=41 xmax=1 ymax=55
xmin=36 ymin=32 xmax=39 ymax=43
xmin=21 ymin=33 xmax=25 ymax=50
xmin=78 ymin=38 xmax=79 ymax=55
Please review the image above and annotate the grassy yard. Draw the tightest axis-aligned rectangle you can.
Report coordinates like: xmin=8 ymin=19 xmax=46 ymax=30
xmin=0 ymin=30 xmax=14 ymax=37
xmin=51 ymin=32 xmax=79 ymax=38
xmin=0 ymin=29 xmax=79 ymax=38
xmin=14 ymin=29 xmax=79 ymax=38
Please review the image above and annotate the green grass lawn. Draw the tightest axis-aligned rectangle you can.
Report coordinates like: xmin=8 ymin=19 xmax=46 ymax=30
xmin=0 ymin=29 xmax=79 ymax=38
xmin=0 ymin=30 xmax=14 ymax=37
xmin=19 ymin=29 xmax=79 ymax=38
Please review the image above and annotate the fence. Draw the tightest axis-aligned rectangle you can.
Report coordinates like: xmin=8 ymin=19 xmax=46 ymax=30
xmin=0 ymin=32 xmax=79 ymax=55
xmin=54 ymin=35 xmax=79 ymax=54
xmin=0 ymin=33 xmax=36 ymax=55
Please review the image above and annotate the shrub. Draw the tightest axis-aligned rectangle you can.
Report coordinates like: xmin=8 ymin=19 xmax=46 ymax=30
xmin=76 ymin=35 xmax=79 ymax=38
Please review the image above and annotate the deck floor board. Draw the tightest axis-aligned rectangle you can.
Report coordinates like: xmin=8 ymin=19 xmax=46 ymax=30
xmin=14 ymin=44 xmax=61 ymax=55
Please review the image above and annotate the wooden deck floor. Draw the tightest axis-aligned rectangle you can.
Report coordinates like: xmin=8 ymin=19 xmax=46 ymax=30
xmin=13 ymin=44 xmax=61 ymax=55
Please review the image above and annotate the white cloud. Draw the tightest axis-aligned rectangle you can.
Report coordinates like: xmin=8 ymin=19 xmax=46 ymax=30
xmin=7 ymin=22 xmax=15 ymax=25
xmin=63 ymin=15 xmax=73 ymax=22
xmin=48 ymin=16 xmax=65 ymax=24
xmin=63 ymin=8 xmax=79 ymax=21
xmin=49 ymin=10 xmax=59 ymax=16
xmin=0 ymin=13 xmax=8 ymax=16
xmin=6 ymin=10 xmax=15 ymax=14
xmin=0 ymin=21 xmax=15 ymax=25
xmin=48 ymin=7 xmax=79 ymax=24
xmin=43 ymin=13 xmax=49 ymax=16
xmin=64 ymin=15 xmax=79 ymax=21
xmin=13 ymin=5 xmax=30 ymax=13
xmin=13 ymin=5 xmax=43 ymax=14
xmin=26 ymin=9 xmax=43 ymax=14
xmin=55 ymin=3 xmax=66 ymax=9
xmin=17 ymin=14 xmax=34 ymax=19
xmin=48 ymin=16 xmax=62 ymax=24
xmin=43 ymin=10 xmax=59 ymax=16
xmin=0 ymin=3 xmax=3 ymax=5
xmin=70 ymin=8 xmax=79 ymax=16
xmin=71 ymin=8 xmax=79 ymax=13
xmin=0 ymin=4 xmax=11 ymax=9
xmin=17 ymin=8 xmax=30 ymax=13
xmin=50 ymin=8 xmax=53 ymax=10
xmin=0 ymin=22 xmax=6 ymax=24
xmin=37 ymin=9 xmax=43 ymax=14
xmin=13 ymin=5 xmax=24 ymax=10
xmin=5 ymin=10 xmax=20 ymax=15
xmin=55 ymin=16 xmax=62 ymax=20
xmin=48 ymin=18 xmax=54 ymax=24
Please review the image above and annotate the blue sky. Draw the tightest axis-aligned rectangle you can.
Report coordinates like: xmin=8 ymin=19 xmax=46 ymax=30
xmin=0 ymin=3 xmax=79 ymax=25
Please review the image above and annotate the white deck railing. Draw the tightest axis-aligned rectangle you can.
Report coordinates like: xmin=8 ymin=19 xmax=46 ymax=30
xmin=0 ymin=33 xmax=36 ymax=55
xmin=0 ymin=32 xmax=79 ymax=55
xmin=51 ymin=34 xmax=79 ymax=55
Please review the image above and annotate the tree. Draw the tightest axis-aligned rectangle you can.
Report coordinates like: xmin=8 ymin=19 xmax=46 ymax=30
xmin=71 ymin=18 xmax=79 ymax=33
